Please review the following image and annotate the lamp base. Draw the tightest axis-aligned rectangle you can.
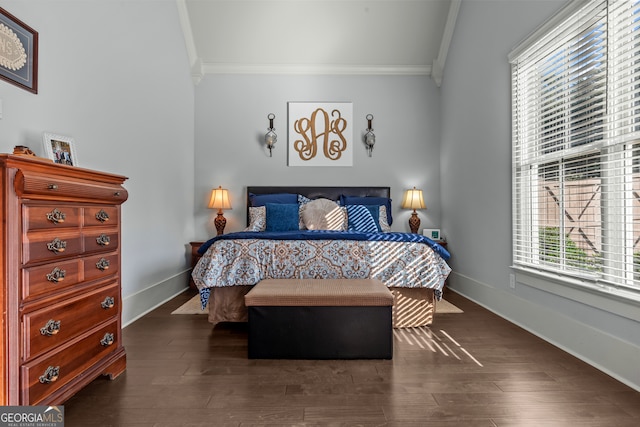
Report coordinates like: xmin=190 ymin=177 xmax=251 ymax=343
xmin=214 ymin=211 xmax=226 ymax=236
xmin=408 ymin=211 xmax=420 ymax=234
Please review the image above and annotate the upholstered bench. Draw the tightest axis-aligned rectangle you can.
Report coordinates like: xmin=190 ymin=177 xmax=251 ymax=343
xmin=244 ymin=278 xmax=394 ymax=359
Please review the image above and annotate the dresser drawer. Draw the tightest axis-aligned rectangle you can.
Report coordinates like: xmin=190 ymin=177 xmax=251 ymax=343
xmin=21 ymin=320 xmax=120 ymax=405
xmin=83 ymin=230 xmax=119 ymax=254
xmin=83 ymin=253 xmax=119 ymax=281
xmin=83 ymin=206 xmax=119 ymax=227
xmin=22 ymin=282 xmax=119 ymax=361
xmin=22 ymin=204 xmax=81 ymax=231
xmin=15 ymin=170 xmax=128 ymax=203
xmin=22 ymin=260 xmax=82 ymax=301
xmin=23 ymin=231 xmax=83 ymax=265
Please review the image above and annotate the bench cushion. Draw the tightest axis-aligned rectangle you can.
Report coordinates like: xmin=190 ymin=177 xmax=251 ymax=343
xmin=244 ymin=278 xmax=393 ymax=307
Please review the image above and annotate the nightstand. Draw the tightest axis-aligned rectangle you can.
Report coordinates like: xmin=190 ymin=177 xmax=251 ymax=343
xmin=189 ymin=241 xmax=205 ymax=289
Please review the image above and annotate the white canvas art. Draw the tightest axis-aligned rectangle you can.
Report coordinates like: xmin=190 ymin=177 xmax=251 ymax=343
xmin=288 ymin=102 xmax=353 ymax=166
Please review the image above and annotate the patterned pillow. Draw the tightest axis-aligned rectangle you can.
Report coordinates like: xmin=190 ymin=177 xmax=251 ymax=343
xmin=298 ymin=194 xmax=312 ymax=229
xmin=298 ymin=194 xmax=312 ymax=204
xmin=346 ymin=205 xmax=381 ymax=232
xmin=379 ymin=205 xmax=391 ymax=232
xmin=301 ymin=198 xmax=347 ymax=230
xmin=244 ymin=206 xmax=266 ymax=232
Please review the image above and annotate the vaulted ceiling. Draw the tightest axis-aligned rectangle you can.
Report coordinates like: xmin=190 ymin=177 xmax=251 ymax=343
xmin=178 ymin=0 xmax=460 ymax=86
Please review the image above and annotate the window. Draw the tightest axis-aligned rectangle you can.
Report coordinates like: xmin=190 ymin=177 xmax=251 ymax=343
xmin=511 ymin=0 xmax=640 ymax=295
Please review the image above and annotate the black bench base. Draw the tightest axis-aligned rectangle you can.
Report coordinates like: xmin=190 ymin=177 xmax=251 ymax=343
xmin=248 ymin=306 xmax=393 ymax=359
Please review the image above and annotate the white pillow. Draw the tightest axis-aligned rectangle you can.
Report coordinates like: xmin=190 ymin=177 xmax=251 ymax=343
xmin=301 ymin=198 xmax=347 ymax=230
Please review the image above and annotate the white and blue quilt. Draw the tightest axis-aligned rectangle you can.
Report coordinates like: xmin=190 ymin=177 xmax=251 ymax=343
xmin=191 ymin=230 xmax=451 ymax=309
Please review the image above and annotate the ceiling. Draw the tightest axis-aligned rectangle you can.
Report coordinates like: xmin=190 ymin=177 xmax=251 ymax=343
xmin=178 ymin=0 xmax=460 ymax=86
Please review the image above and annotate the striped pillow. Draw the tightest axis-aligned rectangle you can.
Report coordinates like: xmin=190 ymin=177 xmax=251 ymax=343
xmin=346 ymin=205 xmax=381 ymax=233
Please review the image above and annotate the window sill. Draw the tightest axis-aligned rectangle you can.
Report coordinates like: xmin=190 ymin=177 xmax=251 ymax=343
xmin=513 ymin=266 xmax=640 ymax=323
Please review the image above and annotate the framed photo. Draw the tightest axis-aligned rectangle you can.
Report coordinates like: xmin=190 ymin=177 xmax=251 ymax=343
xmin=0 ymin=8 xmax=38 ymax=94
xmin=423 ymin=228 xmax=441 ymax=240
xmin=288 ymin=102 xmax=353 ymax=167
xmin=43 ymin=133 xmax=78 ymax=166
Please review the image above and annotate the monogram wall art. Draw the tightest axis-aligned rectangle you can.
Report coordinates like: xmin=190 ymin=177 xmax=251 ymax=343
xmin=288 ymin=102 xmax=353 ymax=166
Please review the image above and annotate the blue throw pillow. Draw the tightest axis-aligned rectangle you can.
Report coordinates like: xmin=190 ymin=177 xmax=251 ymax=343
xmin=265 ymin=203 xmax=300 ymax=232
xmin=346 ymin=205 xmax=381 ymax=232
xmin=340 ymin=195 xmax=393 ymax=225
xmin=249 ymin=192 xmax=298 ymax=207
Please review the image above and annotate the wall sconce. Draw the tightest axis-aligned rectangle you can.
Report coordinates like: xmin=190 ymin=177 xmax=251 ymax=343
xmin=265 ymin=113 xmax=277 ymax=157
xmin=208 ymin=186 xmax=232 ymax=235
xmin=364 ymin=114 xmax=376 ymax=157
xmin=401 ymin=187 xmax=426 ymax=234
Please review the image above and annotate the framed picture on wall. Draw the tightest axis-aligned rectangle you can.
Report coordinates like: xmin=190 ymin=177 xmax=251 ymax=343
xmin=0 ymin=7 xmax=38 ymax=94
xmin=43 ymin=133 xmax=78 ymax=166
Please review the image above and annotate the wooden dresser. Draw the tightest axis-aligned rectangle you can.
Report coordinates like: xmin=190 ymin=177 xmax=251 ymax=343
xmin=0 ymin=154 xmax=128 ymax=405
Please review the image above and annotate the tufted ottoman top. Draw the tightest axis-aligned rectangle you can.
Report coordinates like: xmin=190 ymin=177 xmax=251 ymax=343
xmin=244 ymin=278 xmax=393 ymax=307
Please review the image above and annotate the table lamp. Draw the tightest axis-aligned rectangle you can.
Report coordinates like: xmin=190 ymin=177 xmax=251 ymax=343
xmin=208 ymin=186 xmax=231 ymax=235
xmin=401 ymin=187 xmax=426 ymax=234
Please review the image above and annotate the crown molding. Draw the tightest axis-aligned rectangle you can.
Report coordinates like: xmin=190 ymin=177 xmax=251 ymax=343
xmin=201 ymin=63 xmax=431 ymax=76
xmin=432 ymin=0 xmax=460 ymax=87
xmin=176 ymin=0 xmax=196 ymax=63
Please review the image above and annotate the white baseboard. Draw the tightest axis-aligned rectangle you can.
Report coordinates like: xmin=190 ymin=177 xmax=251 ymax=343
xmin=121 ymin=270 xmax=191 ymax=327
xmin=447 ymin=272 xmax=640 ymax=392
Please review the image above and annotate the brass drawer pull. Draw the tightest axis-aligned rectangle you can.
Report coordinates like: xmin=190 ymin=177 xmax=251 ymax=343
xmin=95 ymin=209 xmax=110 ymax=223
xmin=40 ymin=319 xmax=61 ymax=336
xmin=96 ymin=258 xmax=110 ymax=271
xmin=47 ymin=238 xmax=66 ymax=253
xmin=101 ymin=296 xmax=115 ymax=309
xmin=100 ymin=333 xmax=115 ymax=346
xmin=114 ymin=191 xmax=121 ymax=197
xmin=47 ymin=184 xmax=58 ymax=190
xmin=96 ymin=234 xmax=110 ymax=246
xmin=39 ymin=366 xmax=60 ymax=384
xmin=46 ymin=267 xmax=66 ymax=283
xmin=46 ymin=208 xmax=66 ymax=224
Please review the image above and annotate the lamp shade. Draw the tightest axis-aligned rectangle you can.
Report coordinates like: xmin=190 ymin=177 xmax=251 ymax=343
xmin=208 ymin=186 xmax=231 ymax=210
xmin=401 ymin=187 xmax=426 ymax=210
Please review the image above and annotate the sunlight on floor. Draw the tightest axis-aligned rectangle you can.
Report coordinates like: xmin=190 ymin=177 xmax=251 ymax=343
xmin=393 ymin=327 xmax=483 ymax=367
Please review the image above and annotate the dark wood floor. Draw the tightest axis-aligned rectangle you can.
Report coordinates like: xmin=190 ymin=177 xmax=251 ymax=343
xmin=63 ymin=290 xmax=640 ymax=426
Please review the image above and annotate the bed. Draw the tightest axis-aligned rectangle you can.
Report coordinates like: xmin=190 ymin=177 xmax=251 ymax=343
xmin=191 ymin=186 xmax=451 ymax=327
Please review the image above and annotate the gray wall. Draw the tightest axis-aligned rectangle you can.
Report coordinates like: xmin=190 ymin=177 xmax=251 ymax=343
xmin=193 ymin=74 xmax=442 ymax=236
xmin=441 ymin=0 xmax=640 ymax=390
xmin=0 ymin=1 xmax=196 ymax=325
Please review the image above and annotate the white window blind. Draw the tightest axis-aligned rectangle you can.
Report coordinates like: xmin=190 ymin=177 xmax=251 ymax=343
xmin=511 ymin=0 xmax=640 ymax=294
